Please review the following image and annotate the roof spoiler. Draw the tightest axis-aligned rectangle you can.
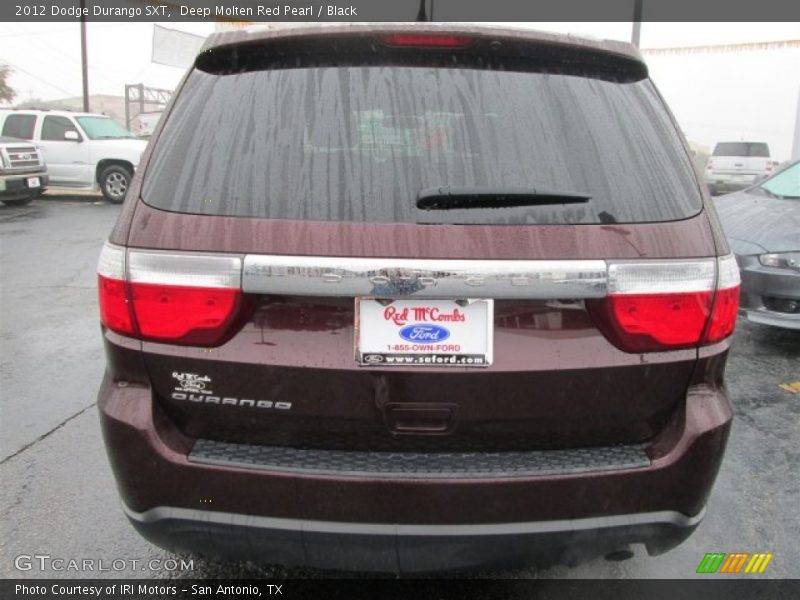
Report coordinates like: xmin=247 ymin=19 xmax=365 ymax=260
xmin=196 ymin=25 xmax=648 ymax=83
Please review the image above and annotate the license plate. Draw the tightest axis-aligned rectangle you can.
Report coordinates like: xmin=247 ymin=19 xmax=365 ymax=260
xmin=26 ymin=177 xmax=40 ymax=188
xmin=356 ymin=298 xmax=493 ymax=367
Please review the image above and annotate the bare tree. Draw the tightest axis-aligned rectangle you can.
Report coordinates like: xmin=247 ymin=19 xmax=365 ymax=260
xmin=0 ymin=64 xmax=16 ymax=105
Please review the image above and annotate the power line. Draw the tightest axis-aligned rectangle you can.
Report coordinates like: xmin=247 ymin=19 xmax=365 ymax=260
xmin=0 ymin=23 xmax=133 ymax=38
xmin=31 ymin=36 xmax=128 ymax=89
xmin=3 ymin=29 xmax=139 ymax=100
xmin=0 ymin=27 xmax=77 ymax=38
xmin=0 ymin=59 xmax=79 ymax=98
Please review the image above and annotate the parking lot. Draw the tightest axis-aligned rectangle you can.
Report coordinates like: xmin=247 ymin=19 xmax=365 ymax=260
xmin=1 ymin=194 xmax=798 ymax=580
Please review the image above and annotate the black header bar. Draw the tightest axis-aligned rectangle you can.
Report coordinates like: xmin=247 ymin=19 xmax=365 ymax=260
xmin=4 ymin=0 xmax=800 ymax=22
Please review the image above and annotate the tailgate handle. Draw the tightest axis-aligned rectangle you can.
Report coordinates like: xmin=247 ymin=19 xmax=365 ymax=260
xmin=386 ymin=404 xmax=455 ymax=435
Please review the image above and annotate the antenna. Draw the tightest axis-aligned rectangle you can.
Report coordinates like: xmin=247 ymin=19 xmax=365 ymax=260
xmin=631 ymin=0 xmax=643 ymax=47
xmin=416 ymin=0 xmax=432 ymax=22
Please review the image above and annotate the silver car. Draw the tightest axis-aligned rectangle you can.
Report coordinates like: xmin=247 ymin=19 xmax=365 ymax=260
xmin=715 ymin=160 xmax=800 ymax=329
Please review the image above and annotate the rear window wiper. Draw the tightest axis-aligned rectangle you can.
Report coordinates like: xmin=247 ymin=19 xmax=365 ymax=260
xmin=416 ymin=186 xmax=591 ymax=210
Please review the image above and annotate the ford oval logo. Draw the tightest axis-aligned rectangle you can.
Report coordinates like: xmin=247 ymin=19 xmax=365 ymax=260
xmin=399 ymin=324 xmax=450 ymax=342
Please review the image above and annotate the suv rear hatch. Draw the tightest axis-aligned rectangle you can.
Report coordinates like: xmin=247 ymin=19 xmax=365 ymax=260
xmin=102 ymin=26 xmax=734 ymax=453
xmin=709 ymin=141 xmax=772 ymax=176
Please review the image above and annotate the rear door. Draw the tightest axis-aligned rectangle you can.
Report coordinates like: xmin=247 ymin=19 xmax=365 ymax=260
xmin=124 ymin=36 xmax=715 ymax=452
xmin=36 ymin=115 xmax=92 ymax=185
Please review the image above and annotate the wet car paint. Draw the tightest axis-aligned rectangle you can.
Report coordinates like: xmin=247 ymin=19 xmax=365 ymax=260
xmin=2 ymin=199 xmax=797 ymax=579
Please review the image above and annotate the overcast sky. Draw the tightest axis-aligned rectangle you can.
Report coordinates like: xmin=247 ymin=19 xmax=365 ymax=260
xmin=1 ymin=21 xmax=798 ymax=159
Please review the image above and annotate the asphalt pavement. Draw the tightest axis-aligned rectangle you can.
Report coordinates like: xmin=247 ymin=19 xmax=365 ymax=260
xmin=1 ymin=194 xmax=798 ymax=580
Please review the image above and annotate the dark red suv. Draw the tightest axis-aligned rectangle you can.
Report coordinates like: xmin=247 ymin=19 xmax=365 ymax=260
xmin=97 ymin=24 xmax=740 ymax=572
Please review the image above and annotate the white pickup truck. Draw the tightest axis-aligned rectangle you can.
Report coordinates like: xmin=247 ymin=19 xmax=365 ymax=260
xmin=704 ymin=141 xmax=774 ymax=195
xmin=0 ymin=109 xmax=147 ymax=203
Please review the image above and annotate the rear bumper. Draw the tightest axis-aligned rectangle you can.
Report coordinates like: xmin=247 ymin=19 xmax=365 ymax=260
xmin=98 ymin=376 xmax=732 ymax=571
xmin=123 ymin=503 xmax=703 ymax=572
xmin=737 ymin=255 xmax=800 ymax=330
xmin=704 ymin=172 xmax=759 ymax=192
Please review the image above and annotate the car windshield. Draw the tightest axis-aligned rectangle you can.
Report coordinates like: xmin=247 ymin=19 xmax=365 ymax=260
xmin=759 ymin=162 xmax=800 ymax=199
xmin=75 ymin=116 xmax=135 ymax=140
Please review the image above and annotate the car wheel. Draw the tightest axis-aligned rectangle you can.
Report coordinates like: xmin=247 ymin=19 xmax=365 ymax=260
xmin=100 ymin=165 xmax=132 ymax=204
xmin=707 ymin=184 xmax=717 ymax=196
xmin=2 ymin=196 xmax=33 ymax=207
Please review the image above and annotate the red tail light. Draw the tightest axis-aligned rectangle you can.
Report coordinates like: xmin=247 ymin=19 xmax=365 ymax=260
xmin=129 ymin=283 xmax=246 ymax=345
xmin=706 ymin=159 xmax=714 ymax=170
xmin=704 ymin=257 xmax=741 ymax=343
xmin=98 ymin=274 xmax=134 ymax=336
xmin=590 ymin=291 xmax=713 ymax=352
xmin=97 ymin=244 xmax=252 ymax=346
xmin=380 ymin=34 xmax=475 ymax=48
xmin=765 ymin=160 xmax=773 ymax=172
xmin=588 ymin=256 xmax=740 ymax=352
xmin=704 ymin=286 xmax=739 ymax=342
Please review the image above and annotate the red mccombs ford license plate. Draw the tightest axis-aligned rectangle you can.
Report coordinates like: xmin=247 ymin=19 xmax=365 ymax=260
xmin=356 ymin=298 xmax=493 ymax=367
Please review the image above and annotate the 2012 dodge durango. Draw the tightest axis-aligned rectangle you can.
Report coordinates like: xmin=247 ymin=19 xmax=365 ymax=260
xmin=96 ymin=24 xmax=740 ymax=572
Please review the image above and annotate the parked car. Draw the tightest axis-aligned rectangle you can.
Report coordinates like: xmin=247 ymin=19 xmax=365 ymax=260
xmin=705 ymin=141 xmax=773 ymax=195
xmin=0 ymin=135 xmax=48 ymax=206
xmin=96 ymin=24 xmax=740 ymax=572
xmin=715 ymin=160 xmax=800 ymax=330
xmin=0 ymin=109 xmax=146 ymax=203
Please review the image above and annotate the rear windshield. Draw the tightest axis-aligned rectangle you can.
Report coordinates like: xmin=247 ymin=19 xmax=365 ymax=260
xmin=2 ymin=114 xmax=36 ymax=140
xmin=142 ymin=67 xmax=702 ymax=225
xmin=713 ymin=142 xmax=770 ymax=158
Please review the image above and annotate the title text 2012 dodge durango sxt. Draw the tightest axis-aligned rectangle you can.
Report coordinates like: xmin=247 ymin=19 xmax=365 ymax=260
xmin=97 ymin=24 xmax=739 ymax=572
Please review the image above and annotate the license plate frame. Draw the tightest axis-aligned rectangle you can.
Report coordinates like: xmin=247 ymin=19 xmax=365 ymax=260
xmin=355 ymin=298 xmax=493 ymax=367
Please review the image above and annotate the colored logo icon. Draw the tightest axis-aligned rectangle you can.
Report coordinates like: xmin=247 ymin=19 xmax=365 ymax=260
xmin=696 ymin=552 xmax=773 ymax=574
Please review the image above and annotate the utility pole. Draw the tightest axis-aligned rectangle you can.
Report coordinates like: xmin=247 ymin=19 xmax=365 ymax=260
xmin=792 ymin=85 xmax=800 ymax=161
xmin=80 ymin=0 xmax=89 ymax=111
xmin=631 ymin=0 xmax=643 ymax=48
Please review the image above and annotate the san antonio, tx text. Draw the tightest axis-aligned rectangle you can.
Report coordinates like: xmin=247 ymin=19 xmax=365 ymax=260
xmin=15 ymin=584 xmax=280 ymax=596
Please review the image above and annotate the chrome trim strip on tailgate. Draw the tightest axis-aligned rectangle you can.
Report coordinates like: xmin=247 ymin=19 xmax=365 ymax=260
xmin=242 ymin=255 xmax=607 ymax=299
